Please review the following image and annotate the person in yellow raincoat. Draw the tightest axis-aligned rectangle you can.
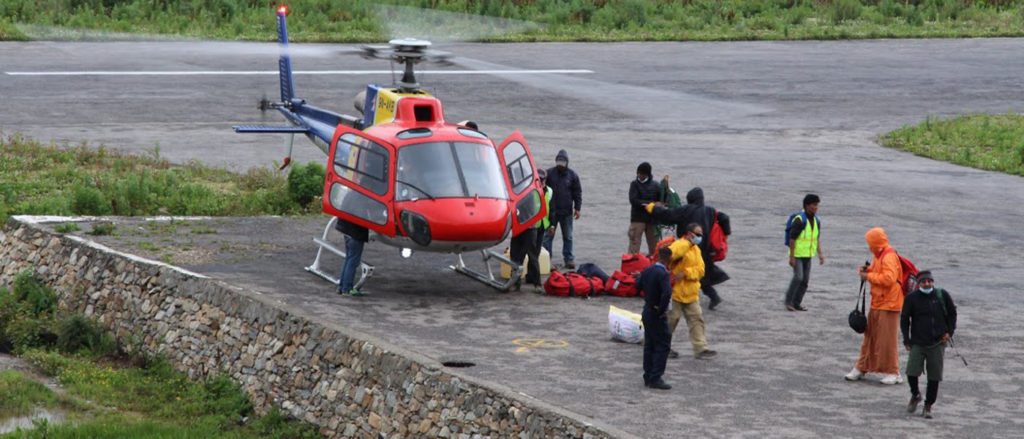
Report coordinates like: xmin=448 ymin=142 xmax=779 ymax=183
xmin=665 ymin=223 xmax=717 ymax=360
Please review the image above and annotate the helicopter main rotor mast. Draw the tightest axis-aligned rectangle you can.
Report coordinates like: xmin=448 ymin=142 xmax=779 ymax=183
xmin=361 ymin=38 xmax=451 ymax=93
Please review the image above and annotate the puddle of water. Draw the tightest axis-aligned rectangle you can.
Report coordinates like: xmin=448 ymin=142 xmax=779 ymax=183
xmin=0 ymin=408 xmax=67 ymax=434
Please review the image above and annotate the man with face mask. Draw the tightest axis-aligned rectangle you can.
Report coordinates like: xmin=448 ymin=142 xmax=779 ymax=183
xmin=543 ymin=149 xmax=583 ymax=269
xmin=900 ymin=270 xmax=957 ymax=419
xmin=628 ymin=162 xmax=663 ymax=255
xmin=665 ymin=223 xmax=717 ymax=360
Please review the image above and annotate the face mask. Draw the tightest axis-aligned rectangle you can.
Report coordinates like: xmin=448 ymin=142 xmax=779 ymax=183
xmin=919 ymin=287 xmax=934 ymax=294
xmin=556 ymin=160 xmax=567 ymax=168
xmin=638 ymin=176 xmax=649 ymax=183
xmin=690 ymin=236 xmax=703 ymax=246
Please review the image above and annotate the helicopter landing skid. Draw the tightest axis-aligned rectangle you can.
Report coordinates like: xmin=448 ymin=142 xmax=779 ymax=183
xmin=450 ymin=250 xmax=520 ymax=292
xmin=306 ymin=217 xmax=374 ymax=290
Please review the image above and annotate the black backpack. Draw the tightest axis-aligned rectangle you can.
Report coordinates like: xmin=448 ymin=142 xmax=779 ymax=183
xmin=849 ymin=280 xmax=868 ymax=334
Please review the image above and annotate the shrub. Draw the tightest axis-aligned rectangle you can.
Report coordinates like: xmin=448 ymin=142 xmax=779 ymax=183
xmin=287 ymin=162 xmax=326 ymax=207
xmin=57 ymin=313 xmax=113 ymax=355
xmin=831 ymin=0 xmax=863 ymax=23
xmin=12 ymin=270 xmax=57 ymax=315
xmin=53 ymin=222 xmax=82 ymax=233
xmin=70 ymin=185 xmax=111 ymax=215
xmin=87 ymin=222 xmax=116 ymax=236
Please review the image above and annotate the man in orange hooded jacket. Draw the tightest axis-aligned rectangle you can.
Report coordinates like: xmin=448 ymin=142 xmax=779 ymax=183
xmin=845 ymin=227 xmax=905 ymax=385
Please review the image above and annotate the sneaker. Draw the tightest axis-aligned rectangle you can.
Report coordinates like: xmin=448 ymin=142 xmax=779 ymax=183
xmin=668 ymin=349 xmax=680 ymax=359
xmin=345 ymin=288 xmax=368 ymax=297
xmin=564 ymin=260 xmax=576 ymax=270
xmin=844 ymin=368 xmax=864 ymax=381
xmin=696 ymin=350 xmax=717 ymax=360
xmin=880 ymin=374 xmax=902 ymax=385
xmin=907 ymin=394 xmax=922 ymax=413
xmin=922 ymin=404 xmax=933 ymax=419
xmin=794 ymin=305 xmax=808 ymax=311
xmin=708 ymin=298 xmax=722 ymax=310
xmin=785 ymin=304 xmax=797 ymax=311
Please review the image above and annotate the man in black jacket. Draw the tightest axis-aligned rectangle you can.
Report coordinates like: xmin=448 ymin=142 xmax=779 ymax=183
xmin=646 ymin=187 xmax=731 ymax=310
xmin=543 ymin=149 xmax=583 ymax=269
xmin=900 ymin=270 xmax=957 ymax=419
xmin=628 ymin=162 xmax=663 ymax=255
xmin=638 ymin=246 xmax=674 ymax=390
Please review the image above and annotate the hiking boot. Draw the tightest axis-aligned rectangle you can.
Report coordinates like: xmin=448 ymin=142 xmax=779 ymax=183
xmin=668 ymin=349 xmax=680 ymax=359
xmin=907 ymin=394 xmax=922 ymax=413
xmin=922 ymin=404 xmax=933 ymax=419
xmin=647 ymin=380 xmax=671 ymax=390
xmin=844 ymin=368 xmax=864 ymax=381
xmin=696 ymin=350 xmax=717 ymax=360
xmin=880 ymin=374 xmax=902 ymax=385
xmin=564 ymin=260 xmax=576 ymax=270
xmin=794 ymin=305 xmax=808 ymax=311
xmin=785 ymin=304 xmax=797 ymax=311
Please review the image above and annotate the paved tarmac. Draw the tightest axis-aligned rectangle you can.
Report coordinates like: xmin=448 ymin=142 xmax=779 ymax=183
xmin=4 ymin=39 xmax=1024 ymax=437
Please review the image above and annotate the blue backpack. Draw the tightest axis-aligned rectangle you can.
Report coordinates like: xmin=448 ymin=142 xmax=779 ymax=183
xmin=784 ymin=212 xmax=819 ymax=247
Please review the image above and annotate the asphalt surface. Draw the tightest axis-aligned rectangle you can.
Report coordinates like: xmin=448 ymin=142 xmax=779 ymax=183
xmin=4 ymin=39 xmax=1024 ymax=437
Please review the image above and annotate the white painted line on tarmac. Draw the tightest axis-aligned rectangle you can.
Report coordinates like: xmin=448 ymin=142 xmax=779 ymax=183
xmin=3 ymin=69 xmax=593 ymax=76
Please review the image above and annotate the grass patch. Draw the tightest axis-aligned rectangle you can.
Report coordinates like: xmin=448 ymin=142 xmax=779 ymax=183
xmin=0 ymin=370 xmax=59 ymax=416
xmin=2 ymin=0 xmax=1024 ymax=42
xmin=880 ymin=113 xmax=1024 ymax=176
xmin=7 ymin=351 xmax=321 ymax=439
xmin=0 ymin=133 xmax=324 ymax=226
xmin=52 ymin=223 xmax=81 ymax=233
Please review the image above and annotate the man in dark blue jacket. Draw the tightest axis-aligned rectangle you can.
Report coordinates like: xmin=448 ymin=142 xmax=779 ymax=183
xmin=335 ymin=218 xmax=369 ymax=296
xmin=628 ymin=162 xmax=663 ymax=255
xmin=542 ymin=149 xmax=583 ymax=269
xmin=900 ymin=270 xmax=957 ymax=419
xmin=638 ymin=246 xmax=674 ymax=390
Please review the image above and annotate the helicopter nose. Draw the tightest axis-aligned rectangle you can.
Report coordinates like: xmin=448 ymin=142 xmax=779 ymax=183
xmin=398 ymin=199 xmax=509 ymax=242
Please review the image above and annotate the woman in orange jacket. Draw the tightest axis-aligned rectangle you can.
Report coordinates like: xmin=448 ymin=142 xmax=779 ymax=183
xmin=845 ymin=227 xmax=905 ymax=385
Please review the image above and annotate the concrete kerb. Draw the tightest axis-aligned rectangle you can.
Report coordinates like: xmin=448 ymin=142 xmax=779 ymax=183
xmin=4 ymin=215 xmax=639 ymax=438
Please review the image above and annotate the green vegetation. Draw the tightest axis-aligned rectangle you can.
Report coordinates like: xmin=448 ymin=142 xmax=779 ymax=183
xmin=880 ymin=114 xmax=1024 ymax=176
xmin=52 ymin=223 xmax=81 ymax=233
xmin=2 ymin=0 xmax=1024 ymax=42
xmin=0 ymin=370 xmax=59 ymax=416
xmin=0 ymin=133 xmax=324 ymax=226
xmin=0 ymin=272 xmax=320 ymax=438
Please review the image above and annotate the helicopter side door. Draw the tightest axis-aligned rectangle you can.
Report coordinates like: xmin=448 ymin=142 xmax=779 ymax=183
xmin=497 ymin=131 xmax=547 ymax=237
xmin=322 ymin=126 xmax=396 ymax=237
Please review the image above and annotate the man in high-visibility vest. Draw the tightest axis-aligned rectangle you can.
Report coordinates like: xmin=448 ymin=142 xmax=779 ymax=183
xmin=785 ymin=194 xmax=825 ymax=311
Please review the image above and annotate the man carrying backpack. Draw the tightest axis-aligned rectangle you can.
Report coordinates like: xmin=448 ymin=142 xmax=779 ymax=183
xmin=785 ymin=194 xmax=826 ymax=311
xmin=901 ymin=270 xmax=957 ymax=419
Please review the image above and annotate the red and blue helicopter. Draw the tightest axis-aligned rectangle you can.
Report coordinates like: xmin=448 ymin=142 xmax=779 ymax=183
xmin=233 ymin=6 xmax=547 ymax=291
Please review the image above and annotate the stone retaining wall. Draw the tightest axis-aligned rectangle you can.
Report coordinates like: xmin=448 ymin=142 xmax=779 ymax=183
xmin=0 ymin=217 xmax=623 ymax=439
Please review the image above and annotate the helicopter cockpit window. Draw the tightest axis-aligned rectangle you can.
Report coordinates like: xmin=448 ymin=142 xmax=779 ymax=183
xmin=334 ymin=133 xmax=390 ymax=196
xmin=458 ymin=128 xmax=487 ymax=140
xmin=395 ymin=142 xmax=507 ymax=201
xmin=397 ymin=128 xmax=432 ymax=140
xmin=501 ymin=141 xmax=534 ymax=195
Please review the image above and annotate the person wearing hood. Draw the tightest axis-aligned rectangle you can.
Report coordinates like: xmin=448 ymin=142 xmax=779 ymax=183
xmin=900 ymin=270 xmax=957 ymax=419
xmin=542 ymin=149 xmax=583 ymax=270
xmin=645 ymin=187 xmax=731 ymax=310
xmin=846 ymin=227 xmax=905 ymax=385
xmin=628 ymin=162 xmax=663 ymax=255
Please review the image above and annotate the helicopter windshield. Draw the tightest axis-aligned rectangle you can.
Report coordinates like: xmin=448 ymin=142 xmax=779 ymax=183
xmin=396 ymin=141 xmax=507 ymax=201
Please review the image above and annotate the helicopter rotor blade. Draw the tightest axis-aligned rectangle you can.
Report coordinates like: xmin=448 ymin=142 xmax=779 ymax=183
xmin=447 ymin=55 xmax=770 ymax=123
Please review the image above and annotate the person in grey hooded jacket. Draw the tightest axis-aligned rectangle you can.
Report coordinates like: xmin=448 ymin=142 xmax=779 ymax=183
xmin=647 ymin=187 xmax=731 ymax=309
xmin=542 ymin=149 xmax=582 ymax=269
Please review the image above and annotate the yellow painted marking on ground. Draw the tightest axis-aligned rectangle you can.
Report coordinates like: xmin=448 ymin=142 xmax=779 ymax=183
xmin=513 ymin=338 xmax=569 ymax=353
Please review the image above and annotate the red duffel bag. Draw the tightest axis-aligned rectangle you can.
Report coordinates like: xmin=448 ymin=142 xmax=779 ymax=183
xmin=545 ymin=271 xmax=601 ymax=297
xmin=605 ymin=270 xmax=638 ymax=297
xmin=620 ymin=253 xmax=651 ymax=275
